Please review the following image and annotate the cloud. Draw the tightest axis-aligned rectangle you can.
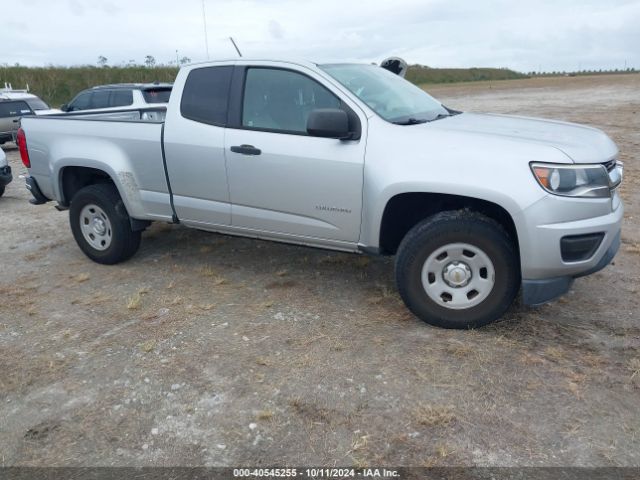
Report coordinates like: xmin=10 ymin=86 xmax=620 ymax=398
xmin=0 ymin=0 xmax=638 ymax=72
xmin=268 ymin=20 xmax=284 ymax=40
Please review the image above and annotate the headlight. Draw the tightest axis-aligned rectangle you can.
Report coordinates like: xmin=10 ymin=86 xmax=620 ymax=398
xmin=530 ymin=163 xmax=611 ymax=198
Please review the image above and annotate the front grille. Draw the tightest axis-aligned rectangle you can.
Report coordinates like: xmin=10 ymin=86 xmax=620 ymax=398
xmin=602 ymin=158 xmax=617 ymax=172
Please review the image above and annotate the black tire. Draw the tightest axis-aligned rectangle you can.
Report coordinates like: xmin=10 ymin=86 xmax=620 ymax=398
xmin=395 ymin=211 xmax=520 ymax=329
xmin=69 ymin=183 xmax=141 ymax=265
xmin=0 ymin=185 xmax=5 ymax=197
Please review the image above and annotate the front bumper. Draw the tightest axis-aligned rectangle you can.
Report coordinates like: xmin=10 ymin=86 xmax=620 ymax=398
xmin=522 ymin=230 xmax=620 ymax=305
xmin=0 ymin=165 xmax=12 ymax=187
xmin=519 ymin=191 xmax=623 ymax=306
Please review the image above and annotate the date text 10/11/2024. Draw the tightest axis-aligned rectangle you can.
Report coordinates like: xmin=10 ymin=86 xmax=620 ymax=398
xmin=233 ymin=468 xmax=401 ymax=478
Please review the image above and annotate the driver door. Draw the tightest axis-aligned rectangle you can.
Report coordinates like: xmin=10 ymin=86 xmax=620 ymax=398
xmin=225 ymin=66 xmax=367 ymax=244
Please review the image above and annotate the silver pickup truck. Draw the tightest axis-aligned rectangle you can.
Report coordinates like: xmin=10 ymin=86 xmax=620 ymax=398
xmin=18 ymin=59 xmax=624 ymax=329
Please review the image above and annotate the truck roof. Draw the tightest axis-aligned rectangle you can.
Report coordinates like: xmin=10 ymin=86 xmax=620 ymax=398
xmin=184 ymin=58 xmax=322 ymax=69
xmin=91 ymin=83 xmax=173 ymax=90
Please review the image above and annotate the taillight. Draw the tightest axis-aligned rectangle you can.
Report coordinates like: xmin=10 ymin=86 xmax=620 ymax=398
xmin=17 ymin=128 xmax=30 ymax=168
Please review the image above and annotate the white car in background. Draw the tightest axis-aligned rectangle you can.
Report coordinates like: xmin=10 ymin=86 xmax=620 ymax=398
xmin=0 ymin=87 xmax=61 ymax=144
xmin=60 ymin=83 xmax=172 ymax=121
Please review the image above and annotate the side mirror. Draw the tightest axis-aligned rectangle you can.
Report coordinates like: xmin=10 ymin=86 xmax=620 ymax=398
xmin=307 ymin=108 xmax=350 ymax=139
xmin=60 ymin=104 xmax=69 ymax=112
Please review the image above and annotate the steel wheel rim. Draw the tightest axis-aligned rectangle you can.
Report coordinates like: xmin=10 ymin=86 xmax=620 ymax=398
xmin=79 ymin=204 xmax=112 ymax=251
xmin=421 ymin=242 xmax=495 ymax=310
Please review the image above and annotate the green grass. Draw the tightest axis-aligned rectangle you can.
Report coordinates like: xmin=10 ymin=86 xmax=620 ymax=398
xmin=0 ymin=66 xmax=178 ymax=107
xmin=1 ymin=64 xmax=528 ymax=107
xmin=405 ymin=65 xmax=527 ymax=85
xmin=3 ymin=64 xmax=638 ymax=108
xmin=6 ymin=63 xmax=633 ymax=109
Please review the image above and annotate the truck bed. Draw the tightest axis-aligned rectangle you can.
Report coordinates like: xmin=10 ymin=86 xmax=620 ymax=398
xmin=21 ymin=107 xmax=174 ymax=222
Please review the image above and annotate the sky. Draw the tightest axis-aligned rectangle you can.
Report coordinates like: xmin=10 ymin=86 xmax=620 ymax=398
xmin=2 ymin=0 xmax=639 ymax=72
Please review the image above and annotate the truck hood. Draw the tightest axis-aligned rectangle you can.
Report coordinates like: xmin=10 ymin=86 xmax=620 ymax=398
xmin=428 ymin=112 xmax=618 ymax=164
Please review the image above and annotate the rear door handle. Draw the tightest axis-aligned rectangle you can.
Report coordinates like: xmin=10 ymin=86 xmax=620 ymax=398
xmin=230 ymin=144 xmax=261 ymax=156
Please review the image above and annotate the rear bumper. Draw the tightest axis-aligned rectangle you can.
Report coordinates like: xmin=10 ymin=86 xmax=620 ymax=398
xmin=522 ymin=229 xmax=621 ymax=305
xmin=0 ymin=165 xmax=12 ymax=187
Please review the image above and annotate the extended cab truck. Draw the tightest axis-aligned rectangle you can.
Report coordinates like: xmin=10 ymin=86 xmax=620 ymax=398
xmin=17 ymin=59 xmax=624 ymax=328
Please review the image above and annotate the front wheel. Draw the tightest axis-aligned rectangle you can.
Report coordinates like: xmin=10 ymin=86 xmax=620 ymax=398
xmin=395 ymin=211 xmax=520 ymax=329
xmin=69 ymin=183 xmax=141 ymax=265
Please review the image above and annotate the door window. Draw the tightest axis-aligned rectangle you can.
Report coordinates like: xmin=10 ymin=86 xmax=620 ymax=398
xmin=69 ymin=92 xmax=91 ymax=111
xmin=91 ymin=90 xmax=111 ymax=109
xmin=111 ymin=89 xmax=134 ymax=107
xmin=242 ymin=68 xmax=341 ymax=134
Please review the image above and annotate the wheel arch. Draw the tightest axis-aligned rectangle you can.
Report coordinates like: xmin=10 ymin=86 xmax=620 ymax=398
xmin=56 ymin=163 xmax=143 ymax=218
xmin=377 ymin=192 xmax=521 ymax=260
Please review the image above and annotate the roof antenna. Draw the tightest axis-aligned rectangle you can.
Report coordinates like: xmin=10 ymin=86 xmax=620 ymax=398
xmin=229 ymin=37 xmax=243 ymax=57
xmin=201 ymin=0 xmax=210 ymax=60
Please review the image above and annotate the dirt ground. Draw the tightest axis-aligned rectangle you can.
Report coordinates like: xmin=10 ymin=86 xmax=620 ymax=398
xmin=0 ymin=74 xmax=639 ymax=467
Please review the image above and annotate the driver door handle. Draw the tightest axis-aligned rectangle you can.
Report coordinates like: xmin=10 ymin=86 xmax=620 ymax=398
xmin=230 ymin=144 xmax=261 ymax=156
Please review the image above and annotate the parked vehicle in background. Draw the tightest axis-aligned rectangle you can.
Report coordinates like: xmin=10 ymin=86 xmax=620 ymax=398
xmin=61 ymin=83 xmax=172 ymax=121
xmin=0 ymin=85 xmax=61 ymax=144
xmin=0 ymin=147 xmax=11 ymax=197
xmin=17 ymin=59 xmax=624 ymax=329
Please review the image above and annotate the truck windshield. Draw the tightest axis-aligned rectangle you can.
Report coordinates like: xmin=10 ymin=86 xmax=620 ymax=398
xmin=320 ymin=64 xmax=449 ymax=124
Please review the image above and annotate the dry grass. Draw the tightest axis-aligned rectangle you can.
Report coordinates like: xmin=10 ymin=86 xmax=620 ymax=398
xmin=319 ymin=254 xmax=350 ymax=265
xmin=212 ymin=276 xmax=227 ymax=286
xmin=413 ymin=404 xmax=456 ymax=427
xmin=445 ymin=342 xmax=474 ymax=357
xmin=436 ymin=444 xmax=455 ymax=458
xmin=624 ymin=243 xmax=640 ymax=255
xmin=74 ymin=273 xmax=90 ymax=283
xmin=256 ymin=410 xmax=274 ymax=421
xmin=352 ymin=256 xmax=371 ymax=268
xmin=350 ymin=434 xmax=370 ymax=452
xmin=543 ymin=346 xmax=566 ymax=362
xmin=200 ymin=266 xmax=216 ymax=277
xmin=140 ymin=340 xmax=156 ymax=353
xmin=628 ymin=358 xmax=640 ymax=379
xmin=127 ymin=293 xmax=142 ymax=310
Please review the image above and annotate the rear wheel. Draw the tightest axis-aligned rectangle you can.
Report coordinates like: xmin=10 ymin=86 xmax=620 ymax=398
xmin=395 ymin=211 xmax=519 ymax=329
xmin=69 ymin=183 xmax=141 ymax=264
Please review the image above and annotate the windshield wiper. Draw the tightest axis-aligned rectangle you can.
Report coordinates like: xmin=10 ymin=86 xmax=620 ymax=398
xmin=392 ymin=117 xmax=428 ymax=125
xmin=430 ymin=113 xmax=451 ymax=122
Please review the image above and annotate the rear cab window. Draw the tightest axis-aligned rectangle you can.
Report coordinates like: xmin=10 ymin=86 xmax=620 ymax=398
xmin=0 ymin=101 xmax=33 ymax=117
xmin=180 ymin=66 xmax=233 ymax=125
xmin=143 ymin=88 xmax=172 ymax=104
